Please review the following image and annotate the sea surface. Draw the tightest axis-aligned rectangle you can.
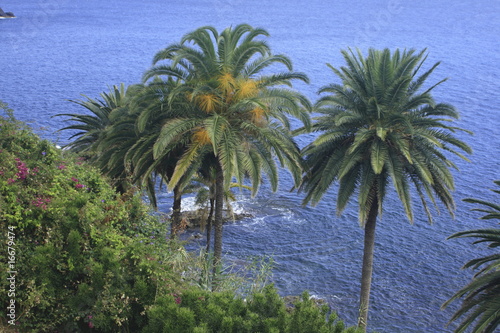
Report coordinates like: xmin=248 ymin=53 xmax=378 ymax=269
xmin=1 ymin=0 xmax=499 ymax=332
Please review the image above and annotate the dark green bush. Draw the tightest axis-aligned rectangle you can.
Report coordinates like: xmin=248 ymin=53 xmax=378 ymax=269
xmin=144 ymin=284 xmax=362 ymax=333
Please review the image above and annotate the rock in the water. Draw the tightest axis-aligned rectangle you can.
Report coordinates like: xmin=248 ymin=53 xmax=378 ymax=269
xmin=0 ymin=7 xmax=16 ymax=18
xmin=179 ymin=208 xmax=253 ymax=229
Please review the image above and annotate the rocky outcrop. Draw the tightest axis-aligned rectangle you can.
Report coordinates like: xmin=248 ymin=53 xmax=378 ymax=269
xmin=180 ymin=208 xmax=253 ymax=229
xmin=0 ymin=7 xmax=16 ymax=18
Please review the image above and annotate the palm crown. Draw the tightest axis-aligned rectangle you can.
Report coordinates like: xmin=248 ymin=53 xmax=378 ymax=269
xmin=58 ymin=83 xmax=132 ymax=154
xmin=300 ymin=48 xmax=471 ymax=330
xmin=302 ymin=48 xmax=471 ymax=224
xmin=143 ymin=24 xmax=311 ymax=194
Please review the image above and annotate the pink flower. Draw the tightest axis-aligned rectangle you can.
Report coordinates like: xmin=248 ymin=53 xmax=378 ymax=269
xmin=14 ymin=159 xmax=29 ymax=180
xmin=71 ymin=177 xmax=78 ymax=182
xmin=175 ymin=297 xmax=182 ymax=304
xmin=7 ymin=178 xmax=15 ymax=184
xmin=58 ymin=164 xmax=66 ymax=170
xmin=75 ymin=183 xmax=85 ymax=189
xmin=31 ymin=197 xmax=51 ymax=210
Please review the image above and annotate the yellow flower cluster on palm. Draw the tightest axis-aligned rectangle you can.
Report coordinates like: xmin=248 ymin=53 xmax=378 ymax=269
xmin=192 ymin=74 xmax=267 ymax=137
xmin=192 ymin=127 xmax=212 ymax=145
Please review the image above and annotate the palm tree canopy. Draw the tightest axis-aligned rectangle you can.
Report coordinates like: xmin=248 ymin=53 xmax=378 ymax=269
xmin=57 ymin=83 xmax=135 ymax=153
xmin=442 ymin=180 xmax=500 ymax=333
xmin=58 ymin=83 xmax=176 ymax=208
xmin=97 ymin=81 xmax=198 ymax=209
xmin=300 ymin=48 xmax=472 ymax=225
xmin=143 ymin=24 xmax=312 ymax=195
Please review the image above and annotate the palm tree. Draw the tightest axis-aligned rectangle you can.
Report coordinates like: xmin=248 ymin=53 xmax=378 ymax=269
xmin=299 ymin=48 xmax=472 ymax=331
xmin=59 ymin=81 xmax=201 ymax=239
xmin=126 ymin=80 xmax=198 ymax=236
xmin=58 ymin=84 xmax=143 ymax=193
xmin=143 ymin=24 xmax=311 ymax=279
xmin=58 ymin=83 xmax=131 ymax=154
xmin=442 ymin=180 xmax=500 ymax=333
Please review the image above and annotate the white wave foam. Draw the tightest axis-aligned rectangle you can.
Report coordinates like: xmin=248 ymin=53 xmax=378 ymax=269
xmin=180 ymin=196 xmax=200 ymax=212
xmin=179 ymin=195 xmax=249 ymax=216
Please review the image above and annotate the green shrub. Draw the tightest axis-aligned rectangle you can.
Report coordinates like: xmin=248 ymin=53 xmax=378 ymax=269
xmin=144 ymin=284 xmax=362 ymax=333
xmin=0 ymin=106 xmax=178 ymax=332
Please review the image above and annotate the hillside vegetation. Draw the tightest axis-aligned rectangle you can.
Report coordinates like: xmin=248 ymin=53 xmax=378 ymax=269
xmin=0 ymin=103 xmax=360 ymax=332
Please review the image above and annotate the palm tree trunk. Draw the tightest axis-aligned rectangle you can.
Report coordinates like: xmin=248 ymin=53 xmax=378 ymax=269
xmin=205 ymin=196 xmax=214 ymax=253
xmin=170 ymin=185 xmax=182 ymax=239
xmin=358 ymin=196 xmax=379 ymax=332
xmin=212 ymin=161 xmax=224 ymax=290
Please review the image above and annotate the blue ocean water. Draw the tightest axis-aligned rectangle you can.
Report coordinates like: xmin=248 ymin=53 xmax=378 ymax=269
xmin=1 ymin=0 xmax=499 ymax=331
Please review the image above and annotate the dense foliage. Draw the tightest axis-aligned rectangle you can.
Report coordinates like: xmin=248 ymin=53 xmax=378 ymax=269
xmin=0 ymin=104 xmax=359 ymax=332
xmin=59 ymin=24 xmax=313 ymax=287
xmin=144 ymin=285 xmax=362 ymax=333
xmin=0 ymin=103 xmax=179 ymax=331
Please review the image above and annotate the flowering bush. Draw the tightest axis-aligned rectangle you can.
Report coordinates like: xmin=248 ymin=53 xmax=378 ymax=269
xmin=0 ymin=105 xmax=179 ymax=332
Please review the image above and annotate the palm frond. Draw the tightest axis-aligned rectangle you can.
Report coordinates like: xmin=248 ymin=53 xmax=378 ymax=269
xmin=443 ymin=181 xmax=500 ymax=333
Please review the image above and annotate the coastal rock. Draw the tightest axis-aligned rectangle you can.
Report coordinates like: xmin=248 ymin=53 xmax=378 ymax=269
xmin=180 ymin=208 xmax=253 ymax=229
xmin=0 ymin=7 xmax=16 ymax=18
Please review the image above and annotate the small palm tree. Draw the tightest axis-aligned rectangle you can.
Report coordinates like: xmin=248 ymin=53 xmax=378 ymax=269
xmin=58 ymin=84 xmax=143 ymax=193
xmin=143 ymin=24 xmax=311 ymax=277
xmin=58 ymin=83 xmax=131 ymax=154
xmin=191 ymin=167 xmax=252 ymax=252
xmin=59 ymin=83 xmax=186 ymax=225
xmin=442 ymin=180 xmax=500 ymax=333
xmin=299 ymin=48 xmax=471 ymax=331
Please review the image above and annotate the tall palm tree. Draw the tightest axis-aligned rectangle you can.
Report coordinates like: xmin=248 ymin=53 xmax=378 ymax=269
xmin=299 ymin=48 xmax=471 ymax=331
xmin=143 ymin=24 xmax=311 ymax=278
xmin=442 ymin=180 xmax=500 ymax=333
